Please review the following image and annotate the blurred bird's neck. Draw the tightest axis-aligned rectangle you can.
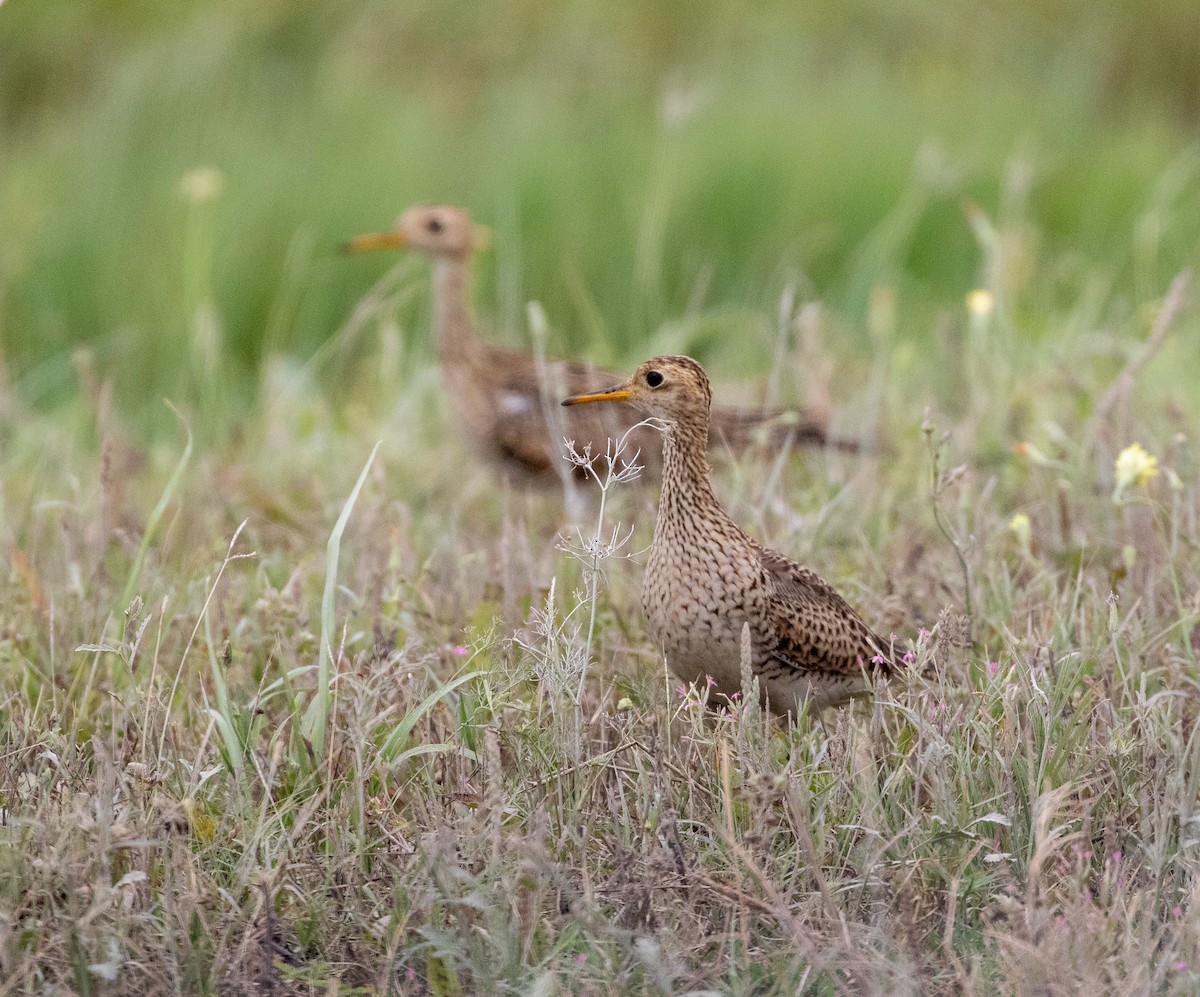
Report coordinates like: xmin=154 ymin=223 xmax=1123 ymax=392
xmin=432 ymin=256 xmax=481 ymax=362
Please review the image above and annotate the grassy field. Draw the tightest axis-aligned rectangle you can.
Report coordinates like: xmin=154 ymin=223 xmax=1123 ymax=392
xmin=3 ymin=1 xmax=1200 ymax=993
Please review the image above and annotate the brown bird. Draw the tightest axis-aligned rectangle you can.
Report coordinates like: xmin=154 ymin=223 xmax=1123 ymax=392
xmin=563 ymin=355 xmax=893 ymax=713
xmin=345 ymin=205 xmax=841 ymax=488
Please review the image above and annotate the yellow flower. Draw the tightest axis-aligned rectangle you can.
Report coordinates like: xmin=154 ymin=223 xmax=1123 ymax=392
xmin=966 ymin=288 xmax=994 ymax=318
xmin=181 ymin=798 xmax=218 ymax=843
xmin=1008 ymin=512 xmax=1032 ymax=552
xmin=1113 ymin=443 xmax=1159 ymax=499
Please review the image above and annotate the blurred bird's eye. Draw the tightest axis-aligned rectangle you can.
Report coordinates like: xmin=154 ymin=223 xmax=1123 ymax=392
xmin=427 ymin=217 xmax=444 ymax=234
xmin=645 ymin=370 xmax=664 ymax=388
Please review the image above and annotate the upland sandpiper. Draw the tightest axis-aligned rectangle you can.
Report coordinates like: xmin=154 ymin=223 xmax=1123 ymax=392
xmin=563 ymin=355 xmax=893 ymax=713
xmin=346 ymin=205 xmax=841 ymax=487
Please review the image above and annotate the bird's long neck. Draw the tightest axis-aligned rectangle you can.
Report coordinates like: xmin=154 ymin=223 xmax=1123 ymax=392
xmin=658 ymin=414 xmax=725 ymax=531
xmin=432 ymin=256 xmax=482 ymax=364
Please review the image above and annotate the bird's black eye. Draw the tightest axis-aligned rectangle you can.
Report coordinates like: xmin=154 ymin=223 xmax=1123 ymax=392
xmin=426 ymin=217 xmax=444 ymax=234
xmin=645 ymin=370 xmax=664 ymax=388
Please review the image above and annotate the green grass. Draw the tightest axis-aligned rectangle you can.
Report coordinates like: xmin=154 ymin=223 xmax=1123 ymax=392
xmin=3 ymin=1 xmax=1200 ymax=432
xmin=3 ymin=1 xmax=1200 ymax=993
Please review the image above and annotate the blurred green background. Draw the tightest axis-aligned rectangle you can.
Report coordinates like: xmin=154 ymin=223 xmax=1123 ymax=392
xmin=2 ymin=0 xmax=1199 ymax=435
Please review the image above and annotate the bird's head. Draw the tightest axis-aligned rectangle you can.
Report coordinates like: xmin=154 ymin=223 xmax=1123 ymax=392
xmin=561 ymin=355 xmax=713 ymax=424
xmin=343 ymin=205 xmax=490 ymax=259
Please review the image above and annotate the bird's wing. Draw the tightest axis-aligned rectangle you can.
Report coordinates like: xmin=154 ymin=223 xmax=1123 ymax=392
xmin=494 ymin=350 xmax=622 ymax=398
xmin=483 ymin=348 xmax=646 ymax=480
xmin=710 ymin=402 xmax=836 ymax=451
xmin=755 ymin=546 xmax=892 ymax=676
xmin=489 ymin=348 xmax=660 ymax=467
xmin=488 ymin=388 xmax=559 ymax=479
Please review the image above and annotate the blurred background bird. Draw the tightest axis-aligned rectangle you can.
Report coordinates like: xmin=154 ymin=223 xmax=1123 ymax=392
xmin=345 ymin=205 xmax=845 ymax=489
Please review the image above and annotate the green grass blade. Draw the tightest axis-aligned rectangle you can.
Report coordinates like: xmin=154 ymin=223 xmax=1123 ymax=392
xmin=117 ymin=402 xmax=193 ymax=634
xmin=206 ymin=708 xmax=242 ymax=777
xmin=379 ymin=671 xmax=482 ymax=762
xmin=203 ymin=612 xmax=238 ymax=774
xmin=302 ymin=440 xmax=381 ymax=757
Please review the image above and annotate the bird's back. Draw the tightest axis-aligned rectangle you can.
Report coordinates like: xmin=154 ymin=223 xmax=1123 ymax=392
xmin=457 ymin=346 xmax=660 ymax=485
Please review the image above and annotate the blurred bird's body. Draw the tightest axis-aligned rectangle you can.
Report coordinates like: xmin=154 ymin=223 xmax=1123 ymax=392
xmin=346 ymin=205 xmax=839 ymax=489
xmin=564 ymin=355 xmax=893 ymax=713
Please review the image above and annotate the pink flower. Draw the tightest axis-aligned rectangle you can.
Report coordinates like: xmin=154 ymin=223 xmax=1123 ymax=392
xmin=918 ymin=628 xmax=931 ymax=641
xmin=870 ymin=654 xmax=887 ymax=665
xmin=706 ymin=675 xmax=718 ymax=687
xmin=1174 ymin=961 xmax=1188 ymax=972
xmin=902 ymin=652 xmax=915 ymax=665
xmin=1112 ymin=850 xmax=1122 ymax=862
xmin=1173 ymin=906 xmax=1183 ymax=917
xmin=988 ymin=661 xmax=1000 ymax=674
xmin=452 ymin=645 xmax=470 ymax=657
xmin=676 ymin=685 xmax=688 ymax=697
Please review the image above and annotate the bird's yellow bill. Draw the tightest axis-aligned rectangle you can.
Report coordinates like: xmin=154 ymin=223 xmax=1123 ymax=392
xmin=561 ymin=388 xmax=632 ymax=407
xmin=341 ymin=231 xmax=408 ymax=253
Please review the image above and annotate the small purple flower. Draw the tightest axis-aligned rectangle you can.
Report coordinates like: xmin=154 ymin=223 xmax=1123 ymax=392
xmin=1112 ymin=850 xmax=1122 ymax=862
xmin=870 ymin=654 xmax=887 ymax=665
xmin=706 ymin=674 xmax=718 ymax=687
xmin=1174 ymin=961 xmax=1188 ymax=972
xmin=452 ymin=645 xmax=470 ymax=657
xmin=677 ymin=685 xmax=687 ymax=697
xmin=918 ymin=628 xmax=931 ymax=641
xmin=988 ymin=661 xmax=1000 ymax=674
xmin=1173 ymin=906 xmax=1183 ymax=917
xmin=902 ymin=652 xmax=916 ymax=665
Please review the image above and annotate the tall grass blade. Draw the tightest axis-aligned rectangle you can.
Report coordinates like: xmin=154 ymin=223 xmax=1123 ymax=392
xmin=202 ymin=611 xmax=241 ymax=774
xmin=302 ymin=440 xmax=381 ymax=757
xmin=117 ymin=402 xmax=193 ymax=634
xmin=379 ymin=671 xmax=482 ymax=762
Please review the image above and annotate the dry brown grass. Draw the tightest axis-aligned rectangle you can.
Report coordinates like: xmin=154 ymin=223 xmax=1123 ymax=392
xmin=1 ymin=265 xmax=1199 ymax=994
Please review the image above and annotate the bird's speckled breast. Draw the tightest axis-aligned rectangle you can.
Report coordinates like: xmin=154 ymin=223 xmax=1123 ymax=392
xmin=641 ymin=517 xmax=765 ymax=695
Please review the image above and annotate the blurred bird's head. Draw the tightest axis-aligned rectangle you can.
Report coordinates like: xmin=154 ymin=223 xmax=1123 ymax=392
xmin=561 ymin=355 xmax=713 ymax=424
xmin=343 ymin=205 xmax=490 ymax=260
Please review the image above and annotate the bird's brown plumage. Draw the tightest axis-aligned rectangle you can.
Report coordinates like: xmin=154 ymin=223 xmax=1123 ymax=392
xmin=346 ymin=205 xmax=843 ymax=488
xmin=563 ymin=355 xmax=893 ymax=713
